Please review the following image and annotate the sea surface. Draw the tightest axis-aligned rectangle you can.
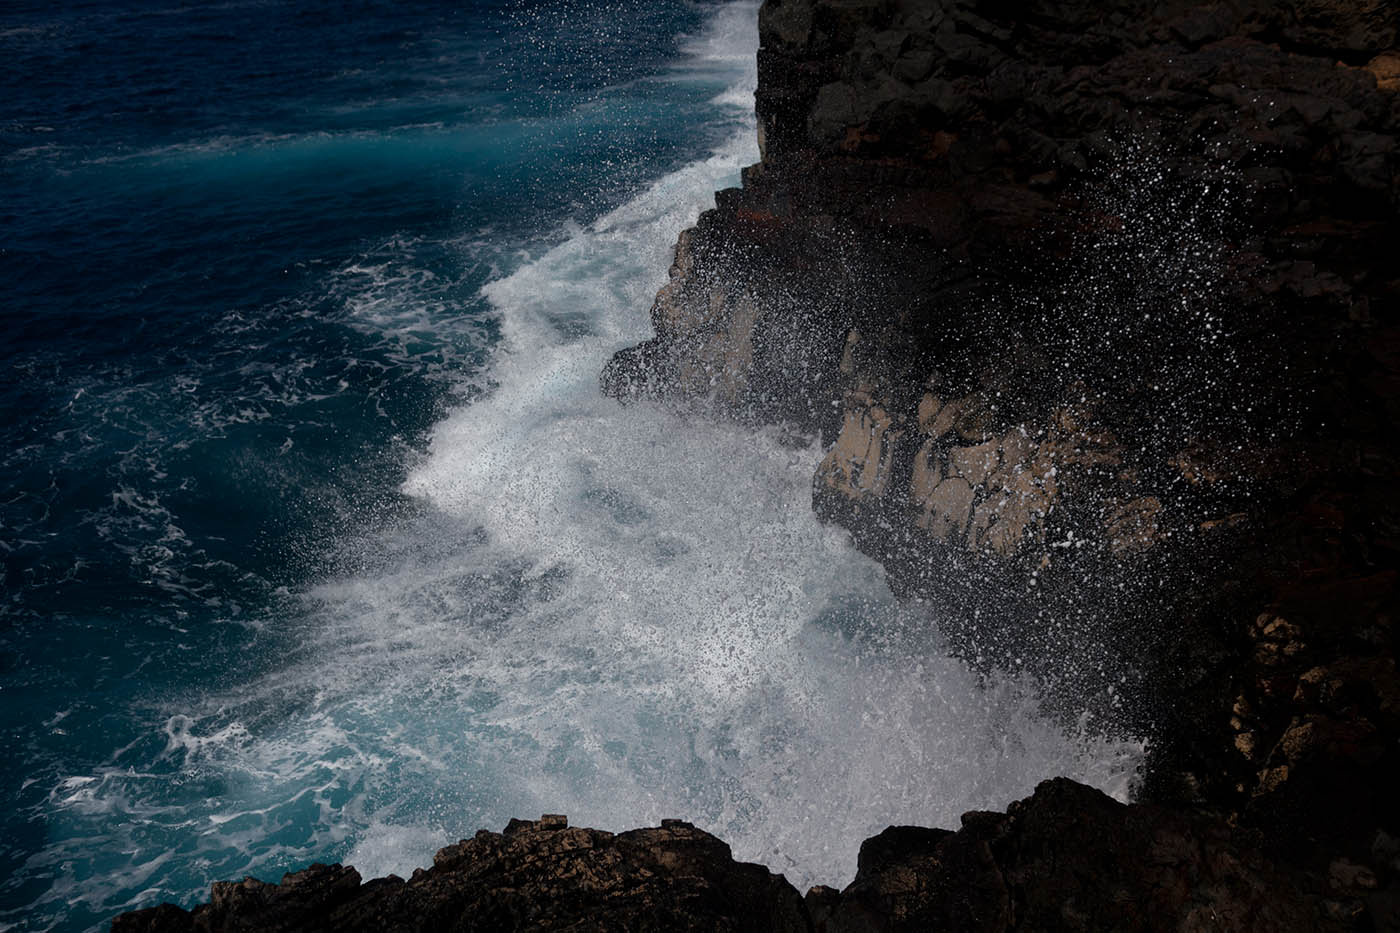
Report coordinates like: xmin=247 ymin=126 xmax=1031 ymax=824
xmin=1 ymin=3 xmax=1143 ymax=929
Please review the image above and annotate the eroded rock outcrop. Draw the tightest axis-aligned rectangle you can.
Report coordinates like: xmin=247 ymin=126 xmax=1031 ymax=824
xmin=112 ymin=817 xmax=809 ymax=933
xmin=809 ymin=778 xmax=1337 ymax=932
xmin=118 ymin=782 xmax=1380 ymax=931
xmin=602 ymin=0 xmax=1400 ymax=924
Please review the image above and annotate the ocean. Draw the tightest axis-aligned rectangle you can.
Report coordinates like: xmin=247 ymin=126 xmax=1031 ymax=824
xmin=0 ymin=2 xmax=1142 ymax=929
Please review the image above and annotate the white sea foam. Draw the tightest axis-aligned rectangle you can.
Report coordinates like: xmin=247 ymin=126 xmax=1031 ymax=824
xmin=28 ymin=2 xmax=1144 ymax=912
xmin=676 ymin=0 xmax=759 ymax=109
xmin=294 ymin=0 xmax=1141 ymax=890
xmin=350 ymin=135 xmax=1144 ymax=882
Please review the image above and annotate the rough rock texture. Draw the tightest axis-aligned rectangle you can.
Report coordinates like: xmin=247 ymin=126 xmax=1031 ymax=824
xmin=605 ymin=0 xmax=1400 ymax=906
xmin=809 ymin=778 xmax=1335 ymax=932
xmin=602 ymin=0 xmax=1400 ymax=694
xmin=602 ymin=0 xmax=1400 ymax=926
xmin=112 ymin=816 xmax=809 ymax=933
xmin=118 ymin=783 xmax=1378 ymax=931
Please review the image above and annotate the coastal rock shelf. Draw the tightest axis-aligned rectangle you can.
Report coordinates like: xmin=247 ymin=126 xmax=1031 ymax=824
xmin=113 ymin=816 xmax=808 ymax=932
xmin=112 ymin=782 xmax=1332 ymax=932
xmin=116 ymin=0 xmax=1399 ymax=928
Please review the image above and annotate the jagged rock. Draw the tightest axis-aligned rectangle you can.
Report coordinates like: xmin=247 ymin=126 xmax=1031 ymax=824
xmin=117 ymin=783 xmax=1374 ymax=932
xmin=605 ymin=0 xmax=1400 ymax=884
xmin=814 ymin=385 xmax=905 ymax=500
xmin=113 ymin=817 xmax=809 ymax=933
xmin=819 ymin=779 xmax=1334 ymax=932
xmin=594 ymin=0 xmax=1400 ymax=925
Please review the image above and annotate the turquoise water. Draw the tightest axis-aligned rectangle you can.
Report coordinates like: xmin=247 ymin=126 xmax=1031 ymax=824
xmin=2 ymin=3 xmax=1143 ymax=930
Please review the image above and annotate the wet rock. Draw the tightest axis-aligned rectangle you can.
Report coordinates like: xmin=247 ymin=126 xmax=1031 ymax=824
xmin=814 ymin=386 xmax=905 ymax=499
xmin=113 ymin=818 xmax=809 ymax=933
xmin=821 ymin=779 xmax=1333 ymax=932
xmin=118 ymin=784 xmax=1366 ymax=932
xmin=606 ymin=0 xmax=1400 ymax=877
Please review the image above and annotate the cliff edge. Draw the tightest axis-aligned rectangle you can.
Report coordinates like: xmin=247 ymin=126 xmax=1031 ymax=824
xmin=115 ymin=782 xmax=1341 ymax=931
xmin=604 ymin=0 xmax=1400 ymax=905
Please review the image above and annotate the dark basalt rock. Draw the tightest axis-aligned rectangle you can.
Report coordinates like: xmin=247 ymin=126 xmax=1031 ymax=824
xmin=596 ymin=0 xmax=1400 ymax=925
xmin=607 ymin=0 xmax=1400 ymax=884
xmin=117 ymin=784 xmax=1362 ymax=931
xmin=816 ymin=779 xmax=1329 ymax=932
xmin=112 ymin=817 xmax=809 ymax=933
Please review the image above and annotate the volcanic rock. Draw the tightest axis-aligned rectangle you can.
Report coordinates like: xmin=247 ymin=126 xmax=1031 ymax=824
xmin=599 ymin=0 xmax=1400 ymax=925
xmin=116 ymin=783 xmax=1357 ymax=931
xmin=112 ymin=817 xmax=808 ymax=933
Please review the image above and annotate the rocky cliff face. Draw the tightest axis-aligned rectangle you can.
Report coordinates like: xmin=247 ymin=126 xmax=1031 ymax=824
xmin=116 ymin=0 xmax=1400 ymax=929
xmin=607 ymin=1 xmax=1400 ymax=707
xmin=605 ymin=0 xmax=1400 ymax=899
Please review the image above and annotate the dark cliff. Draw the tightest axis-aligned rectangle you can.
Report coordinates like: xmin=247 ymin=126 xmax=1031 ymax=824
xmin=114 ymin=786 xmax=1347 ymax=932
xmin=118 ymin=0 xmax=1400 ymax=929
xmin=604 ymin=0 xmax=1400 ymax=909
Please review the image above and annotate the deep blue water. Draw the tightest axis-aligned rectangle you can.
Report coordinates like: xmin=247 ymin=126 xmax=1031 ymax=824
xmin=1 ymin=2 xmax=757 ymax=927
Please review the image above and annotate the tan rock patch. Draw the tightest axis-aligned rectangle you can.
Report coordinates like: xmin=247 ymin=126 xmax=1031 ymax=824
xmin=1365 ymin=52 xmax=1400 ymax=91
xmin=921 ymin=477 xmax=975 ymax=541
xmin=1105 ymin=496 xmax=1162 ymax=555
xmin=909 ymin=438 xmax=943 ymax=505
xmin=949 ymin=437 xmax=1001 ymax=485
xmin=916 ymin=392 xmax=943 ymax=433
xmin=816 ymin=390 xmax=902 ymax=499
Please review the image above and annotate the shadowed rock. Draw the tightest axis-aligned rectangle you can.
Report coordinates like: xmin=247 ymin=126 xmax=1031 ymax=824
xmin=116 ymin=784 xmax=1362 ymax=931
xmin=112 ymin=817 xmax=809 ymax=933
xmin=813 ymin=779 xmax=1328 ymax=932
xmin=603 ymin=0 xmax=1400 ymax=914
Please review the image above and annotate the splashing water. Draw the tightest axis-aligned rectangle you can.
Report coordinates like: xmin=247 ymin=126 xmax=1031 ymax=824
xmin=181 ymin=131 xmax=1145 ymax=892
xmin=277 ymin=13 xmax=1141 ymax=891
xmin=8 ymin=4 xmax=1145 ymax=926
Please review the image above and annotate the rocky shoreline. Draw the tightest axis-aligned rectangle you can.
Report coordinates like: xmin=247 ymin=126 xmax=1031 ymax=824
xmin=609 ymin=0 xmax=1400 ymax=922
xmin=112 ymin=780 xmax=1334 ymax=932
xmin=117 ymin=0 xmax=1398 ymax=929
